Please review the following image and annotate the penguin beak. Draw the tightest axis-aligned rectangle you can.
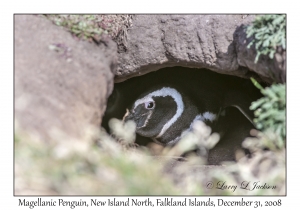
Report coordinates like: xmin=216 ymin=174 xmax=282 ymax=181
xmin=123 ymin=108 xmax=133 ymax=122
xmin=124 ymin=110 xmax=134 ymax=122
xmin=124 ymin=109 xmax=151 ymax=129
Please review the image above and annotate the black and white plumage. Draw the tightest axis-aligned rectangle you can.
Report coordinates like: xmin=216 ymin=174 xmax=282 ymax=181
xmin=124 ymin=86 xmax=220 ymax=146
xmin=103 ymin=67 xmax=260 ymax=164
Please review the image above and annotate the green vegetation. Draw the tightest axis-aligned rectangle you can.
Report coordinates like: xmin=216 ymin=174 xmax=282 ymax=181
xmin=15 ymin=117 xmax=285 ymax=195
xmin=15 ymin=124 xmax=179 ymax=195
xmin=250 ymin=79 xmax=286 ymax=143
xmin=45 ymin=15 xmax=132 ymax=42
xmin=245 ymin=14 xmax=286 ymax=150
xmin=246 ymin=14 xmax=286 ymax=63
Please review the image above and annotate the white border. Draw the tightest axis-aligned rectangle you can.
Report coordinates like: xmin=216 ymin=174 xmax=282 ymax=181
xmin=2 ymin=1 xmax=297 ymax=209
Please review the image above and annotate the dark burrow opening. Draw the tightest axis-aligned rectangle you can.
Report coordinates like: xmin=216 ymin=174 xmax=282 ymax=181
xmin=102 ymin=66 xmax=263 ymax=164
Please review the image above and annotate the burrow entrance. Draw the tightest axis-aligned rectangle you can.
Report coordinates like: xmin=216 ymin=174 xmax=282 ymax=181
xmin=102 ymin=66 xmax=262 ymax=164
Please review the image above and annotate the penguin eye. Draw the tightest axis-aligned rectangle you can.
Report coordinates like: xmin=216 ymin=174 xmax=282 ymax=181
xmin=145 ymin=101 xmax=155 ymax=109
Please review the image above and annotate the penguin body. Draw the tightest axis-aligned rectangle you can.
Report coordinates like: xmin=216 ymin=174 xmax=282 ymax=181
xmin=124 ymin=86 xmax=219 ymax=145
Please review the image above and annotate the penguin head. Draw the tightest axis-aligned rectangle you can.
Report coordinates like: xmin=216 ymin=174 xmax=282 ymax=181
xmin=124 ymin=87 xmax=183 ymax=141
xmin=124 ymin=86 xmax=219 ymax=146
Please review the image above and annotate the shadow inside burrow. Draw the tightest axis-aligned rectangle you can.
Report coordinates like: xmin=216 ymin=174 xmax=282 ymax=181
xmin=101 ymin=66 xmax=263 ymax=164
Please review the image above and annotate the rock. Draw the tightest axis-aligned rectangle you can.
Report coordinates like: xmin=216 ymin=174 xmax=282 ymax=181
xmin=234 ymin=26 xmax=286 ymax=83
xmin=116 ymin=15 xmax=285 ymax=83
xmin=15 ymin=15 xmax=117 ymax=141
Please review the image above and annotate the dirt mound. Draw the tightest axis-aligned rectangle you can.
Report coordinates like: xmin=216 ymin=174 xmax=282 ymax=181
xmin=15 ymin=15 xmax=117 ymax=141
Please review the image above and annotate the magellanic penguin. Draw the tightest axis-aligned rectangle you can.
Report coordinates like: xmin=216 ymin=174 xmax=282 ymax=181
xmin=124 ymin=85 xmax=255 ymax=146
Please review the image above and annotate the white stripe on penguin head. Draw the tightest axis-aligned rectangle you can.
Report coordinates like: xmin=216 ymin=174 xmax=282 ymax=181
xmin=134 ymin=87 xmax=184 ymax=138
